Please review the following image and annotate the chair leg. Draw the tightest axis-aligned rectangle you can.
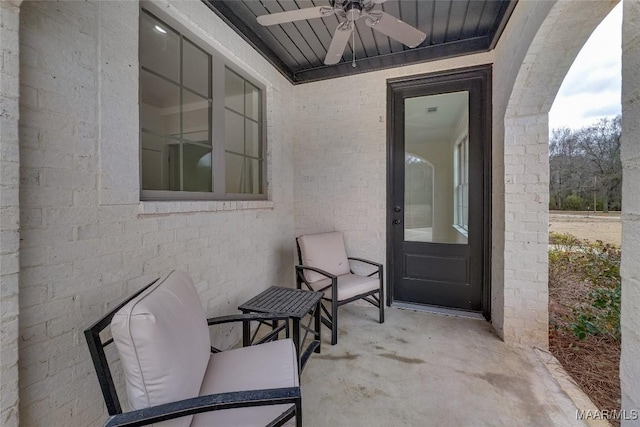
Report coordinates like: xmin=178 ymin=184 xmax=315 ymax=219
xmin=295 ymin=398 xmax=302 ymax=427
xmin=378 ymin=267 xmax=384 ymax=324
xmin=331 ymin=301 xmax=338 ymax=345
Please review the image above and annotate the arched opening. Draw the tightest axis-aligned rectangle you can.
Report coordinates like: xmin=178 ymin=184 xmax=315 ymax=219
xmin=547 ymin=4 xmax=622 ymax=414
xmin=498 ymin=0 xmax=621 ymax=416
xmin=493 ymin=0 xmax=617 ymax=346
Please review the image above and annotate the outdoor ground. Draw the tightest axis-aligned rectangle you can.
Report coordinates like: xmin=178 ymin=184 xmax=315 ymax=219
xmin=549 ymin=211 xmax=621 ymax=246
xmin=299 ymin=305 xmax=584 ymax=427
xmin=548 ymin=211 xmax=621 ymax=425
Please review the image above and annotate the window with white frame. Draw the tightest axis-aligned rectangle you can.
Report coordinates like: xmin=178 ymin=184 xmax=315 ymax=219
xmin=139 ymin=8 xmax=265 ymax=200
xmin=454 ymin=136 xmax=469 ymax=233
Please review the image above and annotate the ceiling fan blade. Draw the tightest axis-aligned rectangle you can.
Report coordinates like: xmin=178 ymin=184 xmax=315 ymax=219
xmin=256 ymin=6 xmax=334 ymax=26
xmin=324 ymin=22 xmax=353 ymax=65
xmin=366 ymin=12 xmax=426 ymax=48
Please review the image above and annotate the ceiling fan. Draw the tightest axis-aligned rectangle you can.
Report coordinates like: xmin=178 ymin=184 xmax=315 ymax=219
xmin=256 ymin=0 xmax=426 ymax=66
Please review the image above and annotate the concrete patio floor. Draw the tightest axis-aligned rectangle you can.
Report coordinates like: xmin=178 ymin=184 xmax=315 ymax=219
xmin=299 ymin=305 xmax=587 ymax=427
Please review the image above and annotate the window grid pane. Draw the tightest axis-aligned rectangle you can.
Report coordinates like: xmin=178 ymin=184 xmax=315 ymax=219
xmin=224 ymin=68 xmax=245 ymax=114
xmin=141 ymin=131 xmax=182 ymax=191
xmin=224 ymin=109 xmax=245 ymax=155
xmin=140 ymin=10 xmax=180 ymax=82
xmin=182 ymin=90 xmax=211 ymax=144
xmin=183 ymin=38 xmax=211 ymax=98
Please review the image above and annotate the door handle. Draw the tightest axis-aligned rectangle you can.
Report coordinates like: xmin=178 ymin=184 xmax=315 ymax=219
xmin=393 ymin=219 xmax=401 ymax=225
xmin=394 ymin=206 xmax=402 ymax=212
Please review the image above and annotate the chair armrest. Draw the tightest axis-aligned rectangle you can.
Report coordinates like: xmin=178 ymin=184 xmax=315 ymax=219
xmin=208 ymin=314 xmax=292 ymax=351
xmin=104 ymin=387 xmax=301 ymax=427
xmin=295 ymin=265 xmax=337 ymax=280
xmin=348 ymin=257 xmax=382 ymax=277
xmin=295 ymin=265 xmax=337 ymax=294
xmin=347 ymin=257 xmax=382 ymax=269
xmin=207 ymin=313 xmax=293 ymax=326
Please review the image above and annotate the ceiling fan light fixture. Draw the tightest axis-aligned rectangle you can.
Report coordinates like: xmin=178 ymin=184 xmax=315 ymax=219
xmin=346 ymin=9 xmax=361 ymax=21
xmin=344 ymin=1 xmax=363 ymax=21
xmin=255 ymin=0 xmax=425 ymax=66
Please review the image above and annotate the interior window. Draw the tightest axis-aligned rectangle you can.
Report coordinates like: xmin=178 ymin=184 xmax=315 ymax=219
xmin=139 ymin=9 xmax=265 ymax=200
xmin=454 ymin=136 xmax=469 ymax=233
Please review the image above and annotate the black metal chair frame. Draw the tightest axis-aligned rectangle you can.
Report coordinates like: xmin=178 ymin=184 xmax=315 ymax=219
xmin=84 ymin=279 xmax=302 ymax=427
xmin=295 ymin=238 xmax=384 ymax=345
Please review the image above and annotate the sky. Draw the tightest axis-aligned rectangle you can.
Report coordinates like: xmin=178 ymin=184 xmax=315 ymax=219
xmin=548 ymin=3 xmax=622 ymax=132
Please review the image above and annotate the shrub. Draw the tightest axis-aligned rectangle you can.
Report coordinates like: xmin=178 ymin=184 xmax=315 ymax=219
xmin=548 ymin=233 xmax=621 ymax=341
xmin=571 ymin=283 xmax=621 ymax=341
xmin=580 ymin=240 xmax=621 ymax=288
xmin=564 ymin=194 xmax=585 ymax=210
xmin=549 ymin=232 xmax=582 ymax=248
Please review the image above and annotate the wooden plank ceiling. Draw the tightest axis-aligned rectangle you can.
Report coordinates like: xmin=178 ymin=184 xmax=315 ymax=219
xmin=203 ymin=0 xmax=516 ymax=84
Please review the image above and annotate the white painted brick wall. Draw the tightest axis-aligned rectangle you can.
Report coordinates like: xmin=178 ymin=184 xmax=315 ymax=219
xmin=621 ymin=0 xmax=640 ymax=423
xmin=492 ymin=0 xmax=615 ymax=347
xmin=501 ymin=113 xmax=550 ymax=347
xmin=294 ymin=0 xmax=616 ymax=351
xmin=491 ymin=0 xmax=554 ymax=347
xmin=17 ymin=1 xmax=294 ymax=425
xmin=8 ymin=0 xmax=639 ymax=425
xmin=293 ymin=52 xmax=493 ymax=298
xmin=0 ymin=1 xmax=21 ymax=426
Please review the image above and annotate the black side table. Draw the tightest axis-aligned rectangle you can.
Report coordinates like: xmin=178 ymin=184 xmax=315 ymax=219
xmin=239 ymin=286 xmax=322 ymax=371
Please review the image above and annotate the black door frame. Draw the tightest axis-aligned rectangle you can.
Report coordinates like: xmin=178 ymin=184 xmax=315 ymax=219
xmin=386 ymin=65 xmax=492 ymax=320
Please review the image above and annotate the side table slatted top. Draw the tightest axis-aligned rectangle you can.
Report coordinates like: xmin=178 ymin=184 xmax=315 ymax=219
xmin=239 ymin=287 xmax=323 ymax=318
xmin=239 ymin=286 xmax=323 ymax=371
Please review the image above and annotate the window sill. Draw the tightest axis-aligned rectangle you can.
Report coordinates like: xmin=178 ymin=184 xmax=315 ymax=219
xmin=139 ymin=200 xmax=274 ymax=216
xmin=452 ymin=224 xmax=468 ymax=238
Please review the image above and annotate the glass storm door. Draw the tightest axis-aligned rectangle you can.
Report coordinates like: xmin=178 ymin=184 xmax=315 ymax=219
xmin=388 ymin=67 xmax=490 ymax=315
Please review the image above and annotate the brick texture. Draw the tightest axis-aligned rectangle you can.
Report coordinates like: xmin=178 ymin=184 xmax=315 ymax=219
xmin=621 ymin=0 xmax=640 ymax=423
xmin=17 ymin=1 xmax=294 ymax=425
xmin=1 ymin=1 xmax=21 ymax=426
xmin=293 ymin=53 xmax=493 ymax=295
xmin=492 ymin=0 xmax=615 ymax=347
xmin=6 ymin=0 xmax=640 ymax=426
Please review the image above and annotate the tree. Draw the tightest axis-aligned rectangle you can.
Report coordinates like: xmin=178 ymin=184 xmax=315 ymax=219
xmin=550 ymin=127 xmax=582 ymax=209
xmin=575 ymin=116 xmax=622 ymax=212
xmin=549 ymin=115 xmax=621 ymax=212
xmin=549 ymin=127 xmax=592 ymax=210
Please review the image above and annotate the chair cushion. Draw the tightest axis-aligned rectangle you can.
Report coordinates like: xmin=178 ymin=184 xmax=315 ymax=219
xmin=310 ymin=273 xmax=379 ymax=301
xmin=190 ymin=339 xmax=299 ymax=427
xmin=111 ymin=270 xmax=211 ymax=427
xmin=298 ymin=232 xmax=350 ymax=283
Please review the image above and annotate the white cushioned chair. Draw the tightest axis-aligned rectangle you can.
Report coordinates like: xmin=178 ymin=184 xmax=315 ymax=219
xmin=296 ymin=232 xmax=384 ymax=345
xmin=85 ymin=270 xmax=301 ymax=427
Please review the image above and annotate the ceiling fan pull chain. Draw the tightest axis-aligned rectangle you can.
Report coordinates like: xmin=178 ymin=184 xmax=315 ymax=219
xmin=352 ymin=23 xmax=356 ymax=68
